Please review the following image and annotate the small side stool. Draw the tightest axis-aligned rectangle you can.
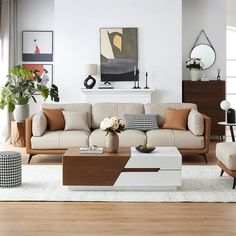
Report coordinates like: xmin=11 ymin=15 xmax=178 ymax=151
xmin=0 ymin=151 xmax=22 ymax=188
xmin=216 ymin=142 xmax=236 ymax=189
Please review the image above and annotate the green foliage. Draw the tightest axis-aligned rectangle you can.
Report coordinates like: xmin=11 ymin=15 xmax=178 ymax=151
xmin=0 ymin=65 xmax=60 ymax=112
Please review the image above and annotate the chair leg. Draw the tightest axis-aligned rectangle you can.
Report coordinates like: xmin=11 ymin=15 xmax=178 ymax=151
xmin=202 ymin=154 xmax=208 ymax=164
xmin=220 ymin=169 xmax=224 ymax=177
xmin=233 ymin=177 xmax=236 ymax=189
xmin=28 ymin=154 xmax=34 ymax=164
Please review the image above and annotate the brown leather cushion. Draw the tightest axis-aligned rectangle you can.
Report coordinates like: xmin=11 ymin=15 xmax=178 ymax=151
xmin=162 ymin=108 xmax=190 ymax=130
xmin=43 ymin=108 xmax=65 ymax=131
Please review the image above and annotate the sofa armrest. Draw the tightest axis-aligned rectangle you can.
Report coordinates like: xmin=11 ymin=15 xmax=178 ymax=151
xmin=25 ymin=115 xmax=34 ymax=153
xmin=202 ymin=114 xmax=211 ymax=152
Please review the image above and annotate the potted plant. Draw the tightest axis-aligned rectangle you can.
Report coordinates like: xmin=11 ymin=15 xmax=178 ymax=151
xmin=185 ymin=58 xmax=204 ymax=81
xmin=0 ymin=65 xmax=60 ymax=121
xmin=100 ymin=117 xmax=125 ymax=153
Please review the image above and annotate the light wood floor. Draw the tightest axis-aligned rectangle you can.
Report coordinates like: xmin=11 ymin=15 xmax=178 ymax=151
xmin=0 ymin=142 xmax=236 ymax=236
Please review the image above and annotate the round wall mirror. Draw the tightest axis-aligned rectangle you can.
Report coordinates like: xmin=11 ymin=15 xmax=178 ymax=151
xmin=190 ymin=44 xmax=216 ymax=69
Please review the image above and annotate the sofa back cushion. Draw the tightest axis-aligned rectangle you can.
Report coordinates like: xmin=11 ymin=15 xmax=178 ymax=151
xmin=41 ymin=103 xmax=92 ymax=128
xmin=92 ymin=103 xmax=144 ymax=129
xmin=144 ymin=103 xmax=197 ymax=127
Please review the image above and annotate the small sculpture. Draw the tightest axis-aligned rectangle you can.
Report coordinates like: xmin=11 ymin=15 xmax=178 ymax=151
xmin=144 ymin=72 xmax=149 ymax=89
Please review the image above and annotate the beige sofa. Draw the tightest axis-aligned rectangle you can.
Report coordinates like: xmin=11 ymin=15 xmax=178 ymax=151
xmin=26 ymin=103 xmax=211 ymax=163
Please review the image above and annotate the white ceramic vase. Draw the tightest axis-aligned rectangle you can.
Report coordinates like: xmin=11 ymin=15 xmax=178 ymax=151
xmin=106 ymin=132 xmax=119 ymax=153
xmin=13 ymin=104 xmax=29 ymax=122
xmin=190 ymin=69 xmax=200 ymax=81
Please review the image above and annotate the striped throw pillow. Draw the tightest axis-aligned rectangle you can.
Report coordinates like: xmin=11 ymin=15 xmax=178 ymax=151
xmin=124 ymin=114 xmax=159 ymax=131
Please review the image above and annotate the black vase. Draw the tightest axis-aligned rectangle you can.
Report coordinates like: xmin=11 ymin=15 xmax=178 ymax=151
xmin=227 ymin=108 xmax=236 ymax=123
xmin=84 ymin=75 xmax=96 ymax=89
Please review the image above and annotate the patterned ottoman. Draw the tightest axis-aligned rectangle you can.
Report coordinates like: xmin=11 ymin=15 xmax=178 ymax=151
xmin=0 ymin=151 xmax=22 ymax=188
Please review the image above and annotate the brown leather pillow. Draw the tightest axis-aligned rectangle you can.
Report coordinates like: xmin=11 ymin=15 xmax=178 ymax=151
xmin=162 ymin=108 xmax=191 ymax=130
xmin=43 ymin=108 xmax=65 ymax=131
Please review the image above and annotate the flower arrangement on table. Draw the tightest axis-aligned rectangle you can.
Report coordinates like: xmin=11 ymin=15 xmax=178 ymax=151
xmin=100 ymin=117 xmax=126 ymax=135
xmin=100 ymin=117 xmax=125 ymax=153
xmin=185 ymin=58 xmax=204 ymax=70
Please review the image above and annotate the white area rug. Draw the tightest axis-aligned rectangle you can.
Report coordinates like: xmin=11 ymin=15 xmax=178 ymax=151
xmin=0 ymin=165 xmax=236 ymax=202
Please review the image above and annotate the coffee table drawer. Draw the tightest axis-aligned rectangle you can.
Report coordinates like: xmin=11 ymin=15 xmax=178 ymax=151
xmin=125 ymin=156 xmax=181 ymax=169
xmin=114 ymin=171 xmax=181 ymax=187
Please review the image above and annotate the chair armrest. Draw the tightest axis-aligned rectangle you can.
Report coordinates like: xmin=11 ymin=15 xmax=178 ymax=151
xmin=202 ymin=114 xmax=211 ymax=152
xmin=25 ymin=115 xmax=34 ymax=153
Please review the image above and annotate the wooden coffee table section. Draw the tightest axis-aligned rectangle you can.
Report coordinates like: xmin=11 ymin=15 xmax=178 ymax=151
xmin=63 ymin=148 xmax=131 ymax=186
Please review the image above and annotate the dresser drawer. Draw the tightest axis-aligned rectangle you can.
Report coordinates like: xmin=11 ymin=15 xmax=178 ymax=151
xmin=114 ymin=171 xmax=181 ymax=187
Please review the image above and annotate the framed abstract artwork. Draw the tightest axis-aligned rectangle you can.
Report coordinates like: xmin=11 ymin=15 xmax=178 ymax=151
xmin=22 ymin=64 xmax=53 ymax=88
xmin=100 ymin=28 xmax=138 ymax=82
xmin=22 ymin=31 xmax=53 ymax=61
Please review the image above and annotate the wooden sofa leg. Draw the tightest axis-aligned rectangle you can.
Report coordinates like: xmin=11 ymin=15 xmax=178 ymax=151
xmin=233 ymin=177 xmax=236 ymax=189
xmin=28 ymin=154 xmax=34 ymax=164
xmin=220 ymin=169 xmax=224 ymax=177
xmin=202 ymin=154 xmax=208 ymax=164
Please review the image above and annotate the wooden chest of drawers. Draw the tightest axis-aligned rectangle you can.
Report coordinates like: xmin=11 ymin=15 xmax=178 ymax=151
xmin=182 ymin=80 xmax=225 ymax=136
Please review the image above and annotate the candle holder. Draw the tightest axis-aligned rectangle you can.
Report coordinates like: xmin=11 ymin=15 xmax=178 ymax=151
xmin=136 ymin=70 xmax=141 ymax=89
xmin=132 ymin=66 xmax=137 ymax=89
xmin=144 ymin=72 xmax=149 ymax=89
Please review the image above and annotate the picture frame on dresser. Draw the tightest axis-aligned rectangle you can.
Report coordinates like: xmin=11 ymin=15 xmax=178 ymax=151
xmin=22 ymin=31 xmax=53 ymax=61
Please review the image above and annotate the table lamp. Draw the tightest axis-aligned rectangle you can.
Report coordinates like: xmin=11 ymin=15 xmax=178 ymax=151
xmin=220 ymin=100 xmax=235 ymax=123
xmin=84 ymin=64 xmax=97 ymax=89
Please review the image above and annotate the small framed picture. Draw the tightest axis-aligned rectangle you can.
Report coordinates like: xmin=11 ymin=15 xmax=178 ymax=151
xmin=22 ymin=64 xmax=53 ymax=88
xmin=22 ymin=31 xmax=53 ymax=61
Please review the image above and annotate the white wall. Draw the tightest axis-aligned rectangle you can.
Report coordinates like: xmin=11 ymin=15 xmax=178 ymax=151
xmin=54 ymin=0 xmax=182 ymax=103
xmin=17 ymin=0 xmax=54 ymax=114
xmin=182 ymin=0 xmax=226 ymax=81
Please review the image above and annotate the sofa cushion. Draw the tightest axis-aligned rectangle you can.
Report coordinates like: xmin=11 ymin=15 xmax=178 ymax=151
xmin=31 ymin=131 xmax=90 ymax=149
xmin=89 ymin=129 xmax=146 ymax=147
xmin=145 ymin=103 xmax=197 ymax=127
xmin=43 ymin=108 xmax=65 ymax=131
xmin=59 ymin=131 xmax=90 ymax=148
xmin=188 ymin=109 xmax=204 ymax=136
xmin=92 ymin=103 xmax=144 ymax=129
xmin=216 ymin=143 xmax=236 ymax=170
xmin=42 ymin=103 xmax=92 ymax=128
xmin=124 ymin=114 xmax=158 ymax=131
xmin=32 ymin=111 xmax=47 ymax=137
xmin=146 ymin=129 xmax=175 ymax=147
xmin=173 ymin=130 xmax=204 ymax=149
xmin=162 ymin=108 xmax=190 ymax=130
xmin=62 ymin=111 xmax=90 ymax=132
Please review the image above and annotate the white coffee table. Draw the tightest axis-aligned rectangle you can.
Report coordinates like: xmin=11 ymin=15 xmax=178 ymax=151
xmin=114 ymin=147 xmax=182 ymax=190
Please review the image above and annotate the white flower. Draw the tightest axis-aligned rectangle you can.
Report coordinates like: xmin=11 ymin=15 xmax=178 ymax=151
xmin=195 ymin=60 xmax=200 ymax=64
xmin=100 ymin=118 xmax=113 ymax=130
xmin=119 ymin=119 xmax=125 ymax=126
xmin=190 ymin=59 xmax=194 ymax=64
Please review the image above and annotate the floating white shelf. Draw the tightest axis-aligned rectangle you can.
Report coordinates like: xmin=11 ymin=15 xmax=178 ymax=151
xmin=80 ymin=88 xmax=156 ymax=104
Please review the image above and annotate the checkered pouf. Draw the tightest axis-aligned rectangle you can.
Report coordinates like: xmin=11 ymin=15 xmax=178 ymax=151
xmin=0 ymin=151 xmax=22 ymax=188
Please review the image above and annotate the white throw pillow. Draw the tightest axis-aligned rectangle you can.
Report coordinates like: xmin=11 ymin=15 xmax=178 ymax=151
xmin=32 ymin=111 xmax=47 ymax=137
xmin=188 ymin=109 xmax=204 ymax=136
xmin=62 ymin=111 xmax=90 ymax=132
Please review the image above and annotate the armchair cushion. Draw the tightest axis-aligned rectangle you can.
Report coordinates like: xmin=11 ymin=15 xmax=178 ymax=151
xmin=32 ymin=111 xmax=47 ymax=137
xmin=188 ymin=109 xmax=204 ymax=136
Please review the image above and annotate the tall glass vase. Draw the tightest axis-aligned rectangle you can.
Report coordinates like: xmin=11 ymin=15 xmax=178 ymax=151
xmin=106 ymin=132 xmax=119 ymax=153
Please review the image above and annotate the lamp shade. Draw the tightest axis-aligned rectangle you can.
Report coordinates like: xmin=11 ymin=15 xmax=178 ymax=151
xmin=220 ymin=100 xmax=231 ymax=111
xmin=84 ymin=64 xmax=97 ymax=76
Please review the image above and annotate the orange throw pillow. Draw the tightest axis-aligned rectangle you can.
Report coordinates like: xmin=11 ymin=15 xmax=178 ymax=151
xmin=162 ymin=108 xmax=190 ymax=130
xmin=43 ymin=108 xmax=65 ymax=131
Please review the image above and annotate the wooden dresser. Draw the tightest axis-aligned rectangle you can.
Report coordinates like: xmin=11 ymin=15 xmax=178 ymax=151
xmin=182 ymin=80 xmax=225 ymax=137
